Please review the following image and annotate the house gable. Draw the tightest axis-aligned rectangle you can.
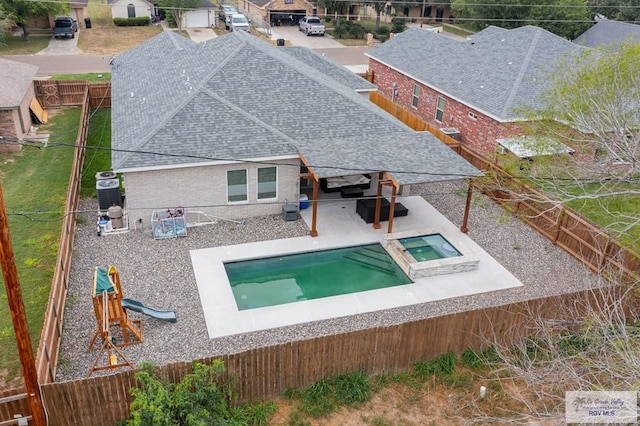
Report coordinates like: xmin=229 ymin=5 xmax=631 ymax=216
xmin=108 ymin=0 xmax=154 ymax=19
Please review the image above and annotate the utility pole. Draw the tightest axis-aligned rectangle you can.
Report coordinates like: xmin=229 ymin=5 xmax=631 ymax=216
xmin=0 ymin=184 xmax=47 ymax=425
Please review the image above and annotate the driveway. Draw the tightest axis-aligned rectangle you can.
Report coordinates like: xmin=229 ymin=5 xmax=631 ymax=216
xmin=270 ymin=26 xmax=343 ymax=48
xmin=38 ymin=31 xmax=81 ymax=55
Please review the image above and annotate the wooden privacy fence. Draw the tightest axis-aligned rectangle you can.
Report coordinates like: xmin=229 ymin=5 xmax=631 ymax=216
xmin=0 ymin=84 xmax=92 ymax=425
xmin=33 ymin=80 xmax=111 ymax=109
xmin=369 ymin=91 xmax=640 ymax=284
xmin=36 ymin=84 xmax=89 ymax=384
xmin=39 ymin=289 xmax=599 ymax=425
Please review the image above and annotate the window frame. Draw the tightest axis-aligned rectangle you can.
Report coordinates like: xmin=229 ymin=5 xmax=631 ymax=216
xmin=435 ymin=96 xmax=446 ymax=122
xmin=227 ymin=169 xmax=248 ymax=204
xmin=256 ymin=166 xmax=278 ymax=201
xmin=411 ymin=84 xmax=420 ymax=108
xmin=127 ymin=3 xmax=136 ymax=18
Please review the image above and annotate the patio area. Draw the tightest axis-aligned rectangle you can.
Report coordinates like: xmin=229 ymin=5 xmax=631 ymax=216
xmin=192 ymin=195 xmax=522 ymax=338
xmin=56 ymin=181 xmax=600 ymax=381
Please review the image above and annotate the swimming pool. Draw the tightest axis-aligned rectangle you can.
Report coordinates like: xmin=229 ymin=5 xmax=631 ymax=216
xmin=225 ymin=243 xmax=412 ymax=310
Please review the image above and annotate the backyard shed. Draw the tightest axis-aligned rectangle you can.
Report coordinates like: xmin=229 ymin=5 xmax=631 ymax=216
xmin=0 ymin=59 xmax=41 ymax=153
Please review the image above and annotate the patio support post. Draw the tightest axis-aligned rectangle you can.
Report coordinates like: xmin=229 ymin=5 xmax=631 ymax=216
xmin=310 ymin=178 xmax=319 ymax=237
xmin=373 ymin=172 xmax=384 ymax=229
xmin=460 ymin=179 xmax=473 ymax=233
xmin=387 ymin=183 xmax=398 ymax=234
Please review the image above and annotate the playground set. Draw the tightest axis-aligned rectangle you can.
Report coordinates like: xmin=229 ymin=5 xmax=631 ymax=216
xmin=88 ymin=266 xmax=177 ymax=376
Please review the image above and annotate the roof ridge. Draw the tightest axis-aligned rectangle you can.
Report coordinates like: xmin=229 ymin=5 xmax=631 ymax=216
xmin=200 ymin=86 xmax=299 ymax=149
xmin=500 ymin=26 xmax=542 ymax=117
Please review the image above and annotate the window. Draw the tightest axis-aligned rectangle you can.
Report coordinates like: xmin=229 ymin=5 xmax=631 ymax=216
xmin=435 ymin=96 xmax=445 ymax=122
xmin=468 ymin=111 xmax=478 ymax=121
xmin=127 ymin=4 xmax=136 ymax=18
xmin=257 ymin=167 xmax=277 ymax=200
xmin=227 ymin=169 xmax=247 ymax=203
xmin=411 ymin=84 xmax=420 ymax=108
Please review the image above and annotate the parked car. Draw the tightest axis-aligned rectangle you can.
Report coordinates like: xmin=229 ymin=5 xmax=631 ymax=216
xmin=227 ymin=13 xmax=250 ymax=32
xmin=219 ymin=4 xmax=238 ymax=27
xmin=53 ymin=16 xmax=78 ymax=39
xmin=298 ymin=16 xmax=325 ymax=36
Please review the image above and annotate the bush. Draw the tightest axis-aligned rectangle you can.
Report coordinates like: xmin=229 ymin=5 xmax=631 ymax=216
xmin=391 ymin=17 xmax=406 ymax=33
xmin=113 ymin=17 xmax=150 ymax=26
xmin=122 ymin=360 xmax=276 ymax=425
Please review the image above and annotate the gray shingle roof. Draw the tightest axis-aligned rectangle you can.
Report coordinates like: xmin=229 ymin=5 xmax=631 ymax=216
xmin=573 ymin=19 xmax=640 ymax=47
xmin=0 ymin=59 xmax=38 ymax=108
xmin=111 ymin=31 xmax=481 ymax=184
xmin=280 ymin=47 xmax=376 ymax=92
xmin=367 ymin=26 xmax=586 ymax=122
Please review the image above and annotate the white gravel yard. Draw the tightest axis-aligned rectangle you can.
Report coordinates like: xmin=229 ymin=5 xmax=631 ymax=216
xmin=56 ymin=181 xmax=601 ymax=381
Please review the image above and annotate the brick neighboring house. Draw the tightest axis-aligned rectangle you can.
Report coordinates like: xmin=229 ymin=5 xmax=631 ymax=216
xmin=366 ymin=26 xmax=586 ymax=154
xmin=0 ymin=59 xmax=38 ymax=153
xmin=110 ymin=30 xmax=480 ymax=226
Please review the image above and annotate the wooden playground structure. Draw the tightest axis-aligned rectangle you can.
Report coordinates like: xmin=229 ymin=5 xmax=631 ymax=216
xmin=88 ymin=266 xmax=143 ymax=376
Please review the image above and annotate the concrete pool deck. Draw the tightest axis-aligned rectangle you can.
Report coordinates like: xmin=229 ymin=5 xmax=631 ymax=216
xmin=191 ymin=195 xmax=523 ymax=339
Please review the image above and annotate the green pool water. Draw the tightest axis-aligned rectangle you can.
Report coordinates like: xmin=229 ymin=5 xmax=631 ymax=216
xmin=225 ymin=243 xmax=412 ymax=310
xmin=399 ymin=234 xmax=461 ymax=262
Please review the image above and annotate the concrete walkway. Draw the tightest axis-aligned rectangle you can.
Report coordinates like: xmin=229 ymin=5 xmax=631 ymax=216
xmin=185 ymin=27 xmax=217 ymax=43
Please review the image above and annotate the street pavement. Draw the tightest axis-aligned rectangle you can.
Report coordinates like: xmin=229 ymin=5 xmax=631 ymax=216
xmin=2 ymin=26 xmax=372 ymax=77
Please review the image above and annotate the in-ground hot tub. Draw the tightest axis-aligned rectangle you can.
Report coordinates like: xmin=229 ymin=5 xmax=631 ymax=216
xmin=383 ymin=229 xmax=479 ymax=279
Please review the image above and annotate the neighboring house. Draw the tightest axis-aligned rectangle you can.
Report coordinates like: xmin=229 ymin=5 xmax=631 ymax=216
xmin=110 ymin=31 xmax=480 ymax=226
xmin=0 ymin=59 xmax=39 ymax=153
xmin=243 ymin=0 xmax=313 ymax=28
xmin=391 ymin=1 xmax=452 ymax=22
xmin=109 ymin=0 xmax=155 ymax=20
xmin=182 ymin=0 xmax=216 ymax=28
xmin=366 ymin=26 xmax=586 ymax=153
xmin=27 ymin=0 xmax=88 ymax=29
xmin=573 ymin=16 xmax=640 ymax=47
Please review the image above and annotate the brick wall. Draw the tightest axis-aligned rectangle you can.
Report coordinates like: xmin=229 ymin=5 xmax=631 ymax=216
xmin=123 ymin=158 xmax=301 ymax=226
xmin=0 ymin=109 xmax=22 ymax=153
xmin=370 ymin=59 xmax=518 ymax=154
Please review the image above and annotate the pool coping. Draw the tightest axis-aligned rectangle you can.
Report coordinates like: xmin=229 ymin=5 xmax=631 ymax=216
xmin=190 ymin=196 xmax=523 ymax=339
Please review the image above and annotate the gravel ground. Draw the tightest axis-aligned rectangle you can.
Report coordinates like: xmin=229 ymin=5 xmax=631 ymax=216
xmin=56 ymin=181 xmax=601 ymax=381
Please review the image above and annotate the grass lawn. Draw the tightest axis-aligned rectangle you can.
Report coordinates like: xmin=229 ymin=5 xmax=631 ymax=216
xmin=0 ymin=108 xmax=80 ymax=387
xmin=78 ymin=26 xmax=163 ymax=54
xmin=51 ymin=73 xmax=111 ymax=81
xmin=0 ymin=35 xmax=50 ymax=54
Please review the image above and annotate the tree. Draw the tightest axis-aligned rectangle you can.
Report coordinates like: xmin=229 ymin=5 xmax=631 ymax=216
xmin=0 ymin=4 xmax=13 ymax=48
xmin=365 ymin=0 xmax=385 ymax=33
xmin=0 ymin=0 xmax=69 ymax=39
xmin=155 ymin=0 xmax=199 ymax=32
xmin=459 ymin=40 xmax=640 ymax=425
xmin=318 ymin=0 xmax=350 ymax=28
xmin=451 ymin=0 xmax=591 ymax=39
xmin=588 ymin=0 xmax=640 ymax=23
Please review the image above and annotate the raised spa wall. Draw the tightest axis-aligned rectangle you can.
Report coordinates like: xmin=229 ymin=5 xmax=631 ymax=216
xmin=383 ymin=229 xmax=479 ymax=279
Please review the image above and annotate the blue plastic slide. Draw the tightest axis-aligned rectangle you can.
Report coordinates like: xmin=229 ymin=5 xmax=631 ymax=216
xmin=122 ymin=298 xmax=177 ymax=323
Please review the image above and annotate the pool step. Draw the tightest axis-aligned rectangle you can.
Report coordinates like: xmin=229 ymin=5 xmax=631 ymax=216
xmin=343 ymin=251 xmax=396 ymax=275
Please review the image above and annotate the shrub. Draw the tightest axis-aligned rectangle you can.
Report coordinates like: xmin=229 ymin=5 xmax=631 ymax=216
xmin=113 ymin=17 xmax=150 ymax=26
xmin=391 ymin=17 xmax=406 ymax=33
xmin=413 ymin=352 xmax=457 ymax=380
xmin=122 ymin=360 xmax=276 ymax=425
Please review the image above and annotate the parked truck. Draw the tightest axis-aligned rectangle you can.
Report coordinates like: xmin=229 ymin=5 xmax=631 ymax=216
xmin=298 ymin=16 xmax=325 ymax=36
xmin=53 ymin=16 xmax=78 ymax=39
